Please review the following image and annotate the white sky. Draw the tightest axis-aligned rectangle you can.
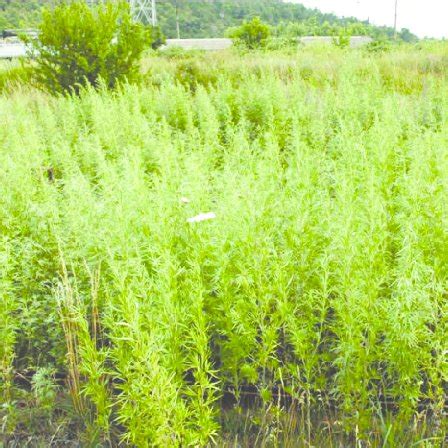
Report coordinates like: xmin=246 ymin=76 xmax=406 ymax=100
xmin=285 ymin=0 xmax=448 ymax=38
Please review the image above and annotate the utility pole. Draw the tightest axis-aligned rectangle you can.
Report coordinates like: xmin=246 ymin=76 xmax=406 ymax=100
xmin=393 ymin=0 xmax=398 ymax=40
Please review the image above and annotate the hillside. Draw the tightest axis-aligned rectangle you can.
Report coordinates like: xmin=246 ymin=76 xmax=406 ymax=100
xmin=0 ymin=0 xmax=51 ymax=30
xmin=1 ymin=0 xmax=417 ymax=41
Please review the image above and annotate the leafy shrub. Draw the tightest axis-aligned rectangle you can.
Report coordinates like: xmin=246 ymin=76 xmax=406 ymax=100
xmin=160 ymin=46 xmax=203 ymax=60
xmin=26 ymin=0 xmax=152 ymax=95
xmin=333 ymin=29 xmax=351 ymax=49
xmin=264 ymin=36 xmax=298 ymax=52
xmin=31 ymin=367 xmax=58 ymax=415
xmin=174 ymin=60 xmax=219 ymax=90
xmin=227 ymin=17 xmax=271 ymax=50
xmin=366 ymin=38 xmax=392 ymax=53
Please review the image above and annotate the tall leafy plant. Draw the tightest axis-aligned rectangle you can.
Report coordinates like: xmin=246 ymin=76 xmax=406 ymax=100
xmin=26 ymin=0 xmax=151 ymax=95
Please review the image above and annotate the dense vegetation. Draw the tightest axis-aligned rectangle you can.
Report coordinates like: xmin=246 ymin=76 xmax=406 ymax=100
xmin=0 ymin=0 xmax=47 ymax=30
xmin=1 ymin=0 xmax=417 ymax=41
xmin=26 ymin=1 xmax=151 ymax=94
xmin=227 ymin=17 xmax=271 ymax=49
xmin=1 ymin=42 xmax=447 ymax=446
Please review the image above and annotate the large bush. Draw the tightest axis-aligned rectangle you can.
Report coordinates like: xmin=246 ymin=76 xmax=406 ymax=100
xmin=227 ymin=17 xmax=271 ymax=50
xmin=27 ymin=0 xmax=151 ymax=95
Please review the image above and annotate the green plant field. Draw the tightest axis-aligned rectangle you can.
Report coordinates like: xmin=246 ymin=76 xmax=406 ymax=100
xmin=1 ymin=44 xmax=447 ymax=446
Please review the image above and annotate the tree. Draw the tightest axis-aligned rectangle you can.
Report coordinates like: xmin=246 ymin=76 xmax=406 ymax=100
xmin=26 ymin=1 xmax=152 ymax=95
xmin=227 ymin=16 xmax=271 ymax=49
xmin=399 ymin=28 xmax=418 ymax=43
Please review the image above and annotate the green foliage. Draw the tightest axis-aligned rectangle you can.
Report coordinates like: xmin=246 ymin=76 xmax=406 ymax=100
xmin=366 ymin=38 xmax=392 ymax=53
xmin=333 ymin=28 xmax=351 ymax=48
xmin=1 ymin=0 xmax=418 ymax=43
xmin=174 ymin=59 xmax=218 ymax=90
xmin=0 ymin=238 xmax=17 ymax=433
xmin=399 ymin=27 xmax=419 ymax=43
xmin=1 ymin=43 xmax=448 ymax=445
xmin=0 ymin=0 xmax=52 ymax=30
xmin=31 ymin=367 xmax=58 ymax=415
xmin=0 ymin=62 xmax=32 ymax=93
xmin=264 ymin=36 xmax=298 ymax=52
xmin=26 ymin=0 xmax=151 ymax=95
xmin=227 ymin=17 xmax=271 ymax=49
xmin=149 ymin=25 xmax=166 ymax=50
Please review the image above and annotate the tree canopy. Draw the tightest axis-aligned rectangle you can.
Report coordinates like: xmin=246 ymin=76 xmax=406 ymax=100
xmin=0 ymin=0 xmax=418 ymax=42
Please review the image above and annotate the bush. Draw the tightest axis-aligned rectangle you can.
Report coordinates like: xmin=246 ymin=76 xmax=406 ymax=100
xmin=333 ymin=29 xmax=351 ymax=49
xmin=26 ymin=0 xmax=152 ymax=95
xmin=159 ymin=46 xmax=201 ymax=60
xmin=174 ymin=59 xmax=220 ymax=90
xmin=227 ymin=17 xmax=271 ymax=50
xmin=264 ymin=36 xmax=298 ymax=52
xmin=366 ymin=38 xmax=392 ymax=53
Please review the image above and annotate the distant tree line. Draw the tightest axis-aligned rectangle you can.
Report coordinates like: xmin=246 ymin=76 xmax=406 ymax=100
xmin=0 ymin=0 xmax=418 ymax=42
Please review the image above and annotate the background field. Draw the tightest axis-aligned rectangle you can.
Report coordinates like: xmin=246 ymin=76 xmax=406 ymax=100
xmin=1 ymin=44 xmax=448 ymax=446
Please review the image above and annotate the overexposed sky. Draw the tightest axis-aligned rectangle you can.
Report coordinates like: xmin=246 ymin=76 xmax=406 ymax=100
xmin=286 ymin=0 xmax=448 ymax=38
